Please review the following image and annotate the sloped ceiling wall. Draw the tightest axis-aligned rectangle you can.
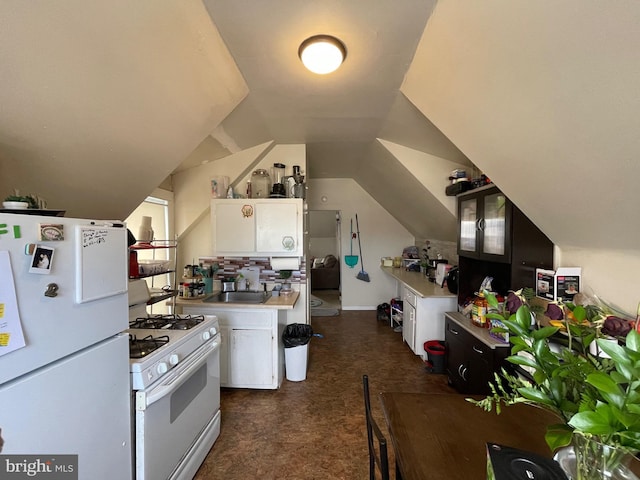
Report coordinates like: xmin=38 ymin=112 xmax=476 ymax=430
xmin=402 ymin=0 xmax=640 ymax=251
xmin=0 ymin=0 xmax=247 ymax=220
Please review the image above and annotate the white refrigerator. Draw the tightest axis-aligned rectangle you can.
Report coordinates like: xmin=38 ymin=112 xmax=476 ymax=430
xmin=0 ymin=212 xmax=132 ymax=480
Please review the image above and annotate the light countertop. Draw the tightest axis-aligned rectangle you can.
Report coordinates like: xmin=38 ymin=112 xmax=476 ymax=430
xmin=174 ymin=290 xmax=299 ymax=310
xmin=381 ymin=267 xmax=456 ymax=299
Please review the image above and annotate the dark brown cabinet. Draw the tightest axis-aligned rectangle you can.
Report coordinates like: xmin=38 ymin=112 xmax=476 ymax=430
xmin=456 ymin=185 xmax=554 ymax=306
xmin=444 ymin=313 xmax=510 ymax=395
xmin=458 ymin=186 xmax=511 ymax=262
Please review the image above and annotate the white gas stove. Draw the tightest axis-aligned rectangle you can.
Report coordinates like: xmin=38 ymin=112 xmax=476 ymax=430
xmin=127 ymin=280 xmax=221 ymax=480
xmin=127 ymin=314 xmax=219 ymax=390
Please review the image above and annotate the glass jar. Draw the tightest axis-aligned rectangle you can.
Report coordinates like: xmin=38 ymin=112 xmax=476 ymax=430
xmin=250 ymin=169 xmax=272 ymax=198
xmin=471 ymin=294 xmax=488 ymax=327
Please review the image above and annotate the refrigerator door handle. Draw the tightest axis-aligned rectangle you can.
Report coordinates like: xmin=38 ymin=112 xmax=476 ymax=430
xmin=136 ymin=337 xmax=220 ymax=410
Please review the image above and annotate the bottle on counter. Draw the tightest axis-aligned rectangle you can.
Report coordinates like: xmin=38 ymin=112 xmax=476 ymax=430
xmin=471 ymin=293 xmax=488 ymax=328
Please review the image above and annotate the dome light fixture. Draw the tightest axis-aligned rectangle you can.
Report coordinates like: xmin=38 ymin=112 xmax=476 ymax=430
xmin=298 ymin=35 xmax=346 ymax=74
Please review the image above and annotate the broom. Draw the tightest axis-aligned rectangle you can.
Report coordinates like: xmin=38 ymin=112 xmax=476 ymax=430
xmin=355 ymin=214 xmax=370 ymax=282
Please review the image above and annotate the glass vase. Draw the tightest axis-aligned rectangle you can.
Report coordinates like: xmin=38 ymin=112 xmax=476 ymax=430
xmin=556 ymin=434 xmax=638 ymax=480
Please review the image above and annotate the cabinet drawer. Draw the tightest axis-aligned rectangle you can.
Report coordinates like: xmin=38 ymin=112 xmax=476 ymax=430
xmin=402 ymin=287 xmax=417 ymax=307
xmin=468 ymin=337 xmax=491 ymax=362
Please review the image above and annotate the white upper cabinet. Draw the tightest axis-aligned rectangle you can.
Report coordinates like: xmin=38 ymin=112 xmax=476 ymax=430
xmin=211 ymin=199 xmax=303 ymax=257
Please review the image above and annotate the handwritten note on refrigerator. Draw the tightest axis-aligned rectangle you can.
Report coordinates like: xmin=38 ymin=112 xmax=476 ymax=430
xmin=75 ymin=225 xmax=127 ymax=304
xmin=0 ymin=250 xmax=26 ymax=356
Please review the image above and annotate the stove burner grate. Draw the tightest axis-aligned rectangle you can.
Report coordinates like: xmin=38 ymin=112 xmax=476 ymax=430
xmin=129 ymin=334 xmax=170 ymax=359
xmin=129 ymin=314 xmax=205 ymax=331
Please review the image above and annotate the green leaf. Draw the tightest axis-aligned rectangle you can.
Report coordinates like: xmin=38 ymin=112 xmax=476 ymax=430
xmin=569 ymin=411 xmax=616 ymax=435
xmin=572 ymin=305 xmax=587 ymax=322
xmin=515 ymin=305 xmax=532 ymax=330
xmin=626 ymin=330 xmax=640 ymax=353
xmin=517 ymin=387 xmax=557 ymax=407
xmin=507 ymin=355 xmax=539 ymax=371
xmin=485 ymin=291 xmax=499 ymax=309
xmin=545 ymin=424 xmax=574 ymax=450
xmin=532 ymin=326 xmax=560 ymax=340
xmin=586 ymin=372 xmax=621 ymax=395
xmin=597 ymin=339 xmax=631 ymax=366
xmin=501 ymin=319 xmax=530 ymax=339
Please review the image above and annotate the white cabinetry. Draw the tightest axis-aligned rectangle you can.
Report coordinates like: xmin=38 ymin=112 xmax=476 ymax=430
xmin=401 ymin=288 xmax=456 ymax=359
xmin=402 ymin=286 xmax=417 ymax=349
xmin=182 ymin=306 xmax=286 ymax=389
xmin=211 ymin=199 xmax=303 ymax=256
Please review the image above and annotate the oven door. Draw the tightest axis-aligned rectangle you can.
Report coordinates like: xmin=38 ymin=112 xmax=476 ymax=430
xmin=135 ymin=335 xmax=221 ymax=480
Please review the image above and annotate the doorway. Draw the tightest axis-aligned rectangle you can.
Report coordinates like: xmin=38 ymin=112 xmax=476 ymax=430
xmin=308 ymin=210 xmax=341 ymax=311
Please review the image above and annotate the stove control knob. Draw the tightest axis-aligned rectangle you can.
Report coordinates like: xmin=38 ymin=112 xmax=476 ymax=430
xmin=157 ymin=362 xmax=168 ymax=375
xmin=202 ymin=331 xmax=211 ymax=341
xmin=209 ymin=327 xmax=217 ymax=336
xmin=169 ymin=354 xmax=179 ymax=366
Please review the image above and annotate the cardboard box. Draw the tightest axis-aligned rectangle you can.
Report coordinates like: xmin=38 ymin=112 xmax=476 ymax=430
xmin=555 ymin=267 xmax=581 ymax=302
xmin=535 ymin=268 xmax=555 ymax=301
xmin=536 ymin=267 xmax=582 ymax=302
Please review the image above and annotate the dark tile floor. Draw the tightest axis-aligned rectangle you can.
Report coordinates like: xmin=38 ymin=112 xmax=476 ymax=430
xmin=194 ymin=310 xmax=456 ymax=479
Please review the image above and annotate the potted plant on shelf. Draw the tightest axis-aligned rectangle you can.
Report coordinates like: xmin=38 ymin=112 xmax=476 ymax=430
xmin=3 ymin=193 xmax=41 ymax=209
xmin=279 ymin=270 xmax=293 ymax=295
xmin=471 ymin=289 xmax=640 ymax=479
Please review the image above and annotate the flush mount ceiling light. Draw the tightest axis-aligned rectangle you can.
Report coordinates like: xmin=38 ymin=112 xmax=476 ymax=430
xmin=298 ymin=35 xmax=346 ymax=74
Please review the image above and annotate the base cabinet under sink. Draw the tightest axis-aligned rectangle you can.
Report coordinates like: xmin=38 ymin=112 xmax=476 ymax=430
xmin=183 ymin=306 xmax=287 ymax=389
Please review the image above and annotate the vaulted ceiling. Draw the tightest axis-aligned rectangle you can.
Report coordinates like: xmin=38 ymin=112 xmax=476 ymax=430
xmin=1 ymin=1 xmax=639 ymax=255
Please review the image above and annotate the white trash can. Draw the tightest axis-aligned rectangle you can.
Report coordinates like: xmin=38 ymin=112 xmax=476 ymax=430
xmin=285 ymin=344 xmax=308 ymax=381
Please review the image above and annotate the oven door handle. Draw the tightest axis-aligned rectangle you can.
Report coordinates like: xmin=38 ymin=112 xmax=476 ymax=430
xmin=136 ymin=337 xmax=220 ymax=410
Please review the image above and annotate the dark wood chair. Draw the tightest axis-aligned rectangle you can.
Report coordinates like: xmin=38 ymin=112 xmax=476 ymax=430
xmin=363 ymin=375 xmax=390 ymax=480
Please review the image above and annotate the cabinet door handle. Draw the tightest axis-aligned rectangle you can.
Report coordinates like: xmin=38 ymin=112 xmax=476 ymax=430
xmin=458 ymin=364 xmax=464 ymax=377
xmin=473 ymin=345 xmax=484 ymax=354
xmin=477 ymin=218 xmax=485 ymax=231
xmin=461 ymin=366 xmax=468 ymax=381
xmin=449 ymin=328 xmax=459 ymax=335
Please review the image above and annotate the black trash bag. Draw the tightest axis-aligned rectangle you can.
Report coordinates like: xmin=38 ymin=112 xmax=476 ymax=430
xmin=376 ymin=303 xmax=390 ymax=321
xmin=282 ymin=323 xmax=314 ymax=348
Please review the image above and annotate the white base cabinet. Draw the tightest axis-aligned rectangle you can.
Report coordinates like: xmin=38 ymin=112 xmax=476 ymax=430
xmin=183 ymin=306 xmax=286 ymax=389
xmin=401 ymin=285 xmax=456 ymax=359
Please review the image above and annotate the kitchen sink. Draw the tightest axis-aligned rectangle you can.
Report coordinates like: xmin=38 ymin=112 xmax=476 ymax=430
xmin=204 ymin=291 xmax=270 ymax=304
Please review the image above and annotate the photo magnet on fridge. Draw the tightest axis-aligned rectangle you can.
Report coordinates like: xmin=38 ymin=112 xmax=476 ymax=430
xmin=29 ymin=245 xmax=55 ymax=274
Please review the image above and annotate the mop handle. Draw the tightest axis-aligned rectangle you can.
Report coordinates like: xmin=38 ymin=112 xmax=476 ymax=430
xmin=356 ymin=214 xmax=364 ymax=267
xmin=350 ymin=218 xmax=354 ymax=255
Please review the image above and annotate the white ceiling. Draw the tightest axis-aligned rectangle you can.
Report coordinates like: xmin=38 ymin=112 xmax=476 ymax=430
xmin=189 ymin=0 xmax=471 ymax=178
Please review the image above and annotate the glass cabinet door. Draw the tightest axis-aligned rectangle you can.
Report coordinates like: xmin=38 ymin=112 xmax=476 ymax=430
xmin=481 ymin=192 xmax=507 ymax=256
xmin=459 ymin=197 xmax=478 ymax=253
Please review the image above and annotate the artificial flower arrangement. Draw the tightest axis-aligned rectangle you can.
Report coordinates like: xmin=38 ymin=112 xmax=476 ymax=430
xmin=471 ymin=288 xmax=640 ymax=478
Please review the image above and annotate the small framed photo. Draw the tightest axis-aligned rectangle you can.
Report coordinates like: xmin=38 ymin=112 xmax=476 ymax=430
xmin=30 ymin=245 xmax=55 ymax=274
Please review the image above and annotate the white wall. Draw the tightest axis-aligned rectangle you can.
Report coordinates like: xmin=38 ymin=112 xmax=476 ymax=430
xmin=307 ymin=178 xmax=415 ymax=310
xmin=0 ymin=1 xmax=248 ymax=220
xmin=558 ymin=247 xmax=640 ymax=315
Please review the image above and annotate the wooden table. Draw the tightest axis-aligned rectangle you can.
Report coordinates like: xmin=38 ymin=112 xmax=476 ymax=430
xmin=380 ymin=392 xmax=562 ymax=480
